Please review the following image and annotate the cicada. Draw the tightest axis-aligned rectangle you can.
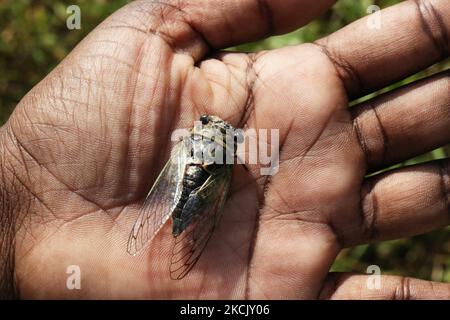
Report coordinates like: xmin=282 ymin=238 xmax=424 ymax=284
xmin=127 ymin=115 xmax=243 ymax=280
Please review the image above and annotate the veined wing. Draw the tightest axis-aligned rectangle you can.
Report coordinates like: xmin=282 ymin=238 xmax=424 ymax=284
xmin=127 ymin=138 xmax=190 ymax=256
xmin=169 ymin=166 xmax=232 ymax=280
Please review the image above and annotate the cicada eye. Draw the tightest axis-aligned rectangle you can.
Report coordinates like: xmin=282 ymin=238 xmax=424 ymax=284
xmin=234 ymin=130 xmax=244 ymax=144
xmin=200 ymin=115 xmax=209 ymax=125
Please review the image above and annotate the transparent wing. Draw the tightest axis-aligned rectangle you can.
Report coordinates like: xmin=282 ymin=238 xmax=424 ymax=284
xmin=169 ymin=167 xmax=232 ymax=280
xmin=127 ymin=138 xmax=190 ymax=256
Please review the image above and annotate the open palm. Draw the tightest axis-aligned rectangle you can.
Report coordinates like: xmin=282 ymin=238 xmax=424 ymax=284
xmin=1 ymin=0 xmax=449 ymax=299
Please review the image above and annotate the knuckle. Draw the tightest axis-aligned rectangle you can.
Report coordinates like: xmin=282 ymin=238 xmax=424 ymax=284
xmin=360 ymin=181 xmax=380 ymax=242
xmin=415 ymin=0 xmax=449 ymax=57
xmin=352 ymin=104 xmax=389 ymax=170
xmin=110 ymin=0 xmax=208 ymax=54
xmin=256 ymin=0 xmax=275 ymax=36
xmin=394 ymin=276 xmax=412 ymax=300
xmin=313 ymin=42 xmax=364 ymax=94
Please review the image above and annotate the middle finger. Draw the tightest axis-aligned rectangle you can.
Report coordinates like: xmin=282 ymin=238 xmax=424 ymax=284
xmin=351 ymin=70 xmax=450 ymax=172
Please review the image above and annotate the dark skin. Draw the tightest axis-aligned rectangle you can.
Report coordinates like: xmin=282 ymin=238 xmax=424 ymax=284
xmin=0 ymin=0 xmax=449 ymax=299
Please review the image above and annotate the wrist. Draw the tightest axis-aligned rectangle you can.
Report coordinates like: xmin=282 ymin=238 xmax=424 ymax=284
xmin=0 ymin=128 xmax=20 ymax=299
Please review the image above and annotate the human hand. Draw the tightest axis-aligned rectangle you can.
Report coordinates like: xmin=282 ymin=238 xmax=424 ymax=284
xmin=0 ymin=0 xmax=449 ymax=299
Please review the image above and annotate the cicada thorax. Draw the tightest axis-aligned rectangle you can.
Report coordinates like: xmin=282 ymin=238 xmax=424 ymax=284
xmin=190 ymin=129 xmax=236 ymax=166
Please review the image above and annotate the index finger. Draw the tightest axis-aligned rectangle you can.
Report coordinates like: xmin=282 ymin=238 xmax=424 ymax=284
xmin=315 ymin=0 xmax=450 ymax=99
xmin=108 ymin=0 xmax=336 ymax=61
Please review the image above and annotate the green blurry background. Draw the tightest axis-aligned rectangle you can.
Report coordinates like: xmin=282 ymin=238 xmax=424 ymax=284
xmin=0 ymin=0 xmax=448 ymax=282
